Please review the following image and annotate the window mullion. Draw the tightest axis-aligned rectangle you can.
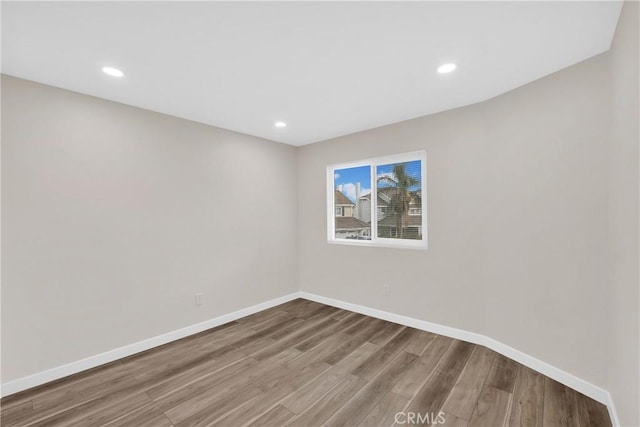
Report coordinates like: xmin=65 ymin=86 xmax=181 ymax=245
xmin=371 ymin=163 xmax=377 ymax=243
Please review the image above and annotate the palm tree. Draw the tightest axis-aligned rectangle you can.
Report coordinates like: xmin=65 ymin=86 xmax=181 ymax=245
xmin=377 ymin=163 xmax=419 ymax=239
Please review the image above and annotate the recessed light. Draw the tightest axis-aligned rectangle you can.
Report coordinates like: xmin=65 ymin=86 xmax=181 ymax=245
xmin=437 ymin=63 xmax=457 ymax=74
xmin=102 ymin=66 xmax=124 ymax=77
xmin=274 ymin=121 xmax=287 ymax=128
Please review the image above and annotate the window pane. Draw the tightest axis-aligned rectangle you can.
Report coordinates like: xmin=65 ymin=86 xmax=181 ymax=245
xmin=334 ymin=165 xmax=371 ymax=240
xmin=376 ymin=160 xmax=422 ymax=240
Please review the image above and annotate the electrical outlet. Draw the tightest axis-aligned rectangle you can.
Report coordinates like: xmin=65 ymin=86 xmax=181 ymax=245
xmin=195 ymin=293 xmax=204 ymax=306
xmin=383 ymin=284 xmax=391 ymax=296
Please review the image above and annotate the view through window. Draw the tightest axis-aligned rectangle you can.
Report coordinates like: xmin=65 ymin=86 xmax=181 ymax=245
xmin=327 ymin=151 xmax=427 ymax=249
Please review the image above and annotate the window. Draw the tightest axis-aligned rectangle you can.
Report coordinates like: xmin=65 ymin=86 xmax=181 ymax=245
xmin=327 ymin=151 xmax=427 ymax=249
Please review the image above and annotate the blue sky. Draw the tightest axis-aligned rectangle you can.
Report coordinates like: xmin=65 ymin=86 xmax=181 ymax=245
xmin=334 ymin=160 xmax=421 ymax=202
xmin=334 ymin=165 xmax=371 ymax=202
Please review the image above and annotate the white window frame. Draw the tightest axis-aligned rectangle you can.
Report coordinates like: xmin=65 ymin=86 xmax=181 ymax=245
xmin=327 ymin=150 xmax=427 ymax=250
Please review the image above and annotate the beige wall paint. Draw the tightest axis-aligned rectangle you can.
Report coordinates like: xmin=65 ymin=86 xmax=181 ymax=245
xmin=298 ymin=40 xmax=613 ymax=398
xmin=1 ymin=76 xmax=298 ymax=382
xmin=608 ymin=2 xmax=639 ymax=426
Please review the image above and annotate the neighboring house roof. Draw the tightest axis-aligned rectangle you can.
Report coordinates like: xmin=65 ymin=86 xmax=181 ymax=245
xmin=335 ymin=190 xmax=354 ymax=206
xmin=359 ymin=193 xmax=388 ymax=207
xmin=360 ymin=188 xmax=422 ymax=208
xmin=377 ymin=213 xmax=422 ymax=227
xmin=336 ymin=216 xmax=370 ymax=230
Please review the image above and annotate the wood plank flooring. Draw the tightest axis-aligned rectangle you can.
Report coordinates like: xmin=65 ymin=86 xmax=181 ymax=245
xmin=0 ymin=299 xmax=611 ymax=426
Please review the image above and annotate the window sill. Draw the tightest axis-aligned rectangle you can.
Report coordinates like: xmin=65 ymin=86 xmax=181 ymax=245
xmin=327 ymin=239 xmax=428 ymax=250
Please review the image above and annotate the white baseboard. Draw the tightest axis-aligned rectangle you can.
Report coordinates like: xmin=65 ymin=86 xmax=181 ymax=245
xmin=299 ymin=291 xmax=620 ymax=427
xmin=1 ymin=290 xmax=620 ymax=427
xmin=0 ymin=292 xmax=300 ymax=398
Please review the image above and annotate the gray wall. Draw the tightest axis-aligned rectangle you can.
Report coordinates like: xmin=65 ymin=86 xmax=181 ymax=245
xmin=298 ymin=4 xmax=639 ymax=424
xmin=298 ymin=10 xmax=637 ymax=424
xmin=608 ymin=2 xmax=639 ymax=426
xmin=1 ymin=76 xmax=298 ymax=382
xmin=2 ymin=4 xmax=638 ymax=424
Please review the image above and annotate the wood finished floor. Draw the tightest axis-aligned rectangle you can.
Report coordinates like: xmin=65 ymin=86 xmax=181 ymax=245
xmin=1 ymin=299 xmax=611 ymax=427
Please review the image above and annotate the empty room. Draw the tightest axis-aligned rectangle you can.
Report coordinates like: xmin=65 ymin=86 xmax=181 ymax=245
xmin=1 ymin=1 xmax=638 ymax=426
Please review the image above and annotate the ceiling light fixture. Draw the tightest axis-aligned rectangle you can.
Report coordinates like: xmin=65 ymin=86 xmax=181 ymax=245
xmin=102 ymin=66 xmax=124 ymax=77
xmin=274 ymin=121 xmax=287 ymax=128
xmin=437 ymin=63 xmax=457 ymax=74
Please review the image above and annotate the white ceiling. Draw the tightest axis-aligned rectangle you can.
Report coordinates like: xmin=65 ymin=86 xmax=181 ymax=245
xmin=1 ymin=1 xmax=623 ymax=146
